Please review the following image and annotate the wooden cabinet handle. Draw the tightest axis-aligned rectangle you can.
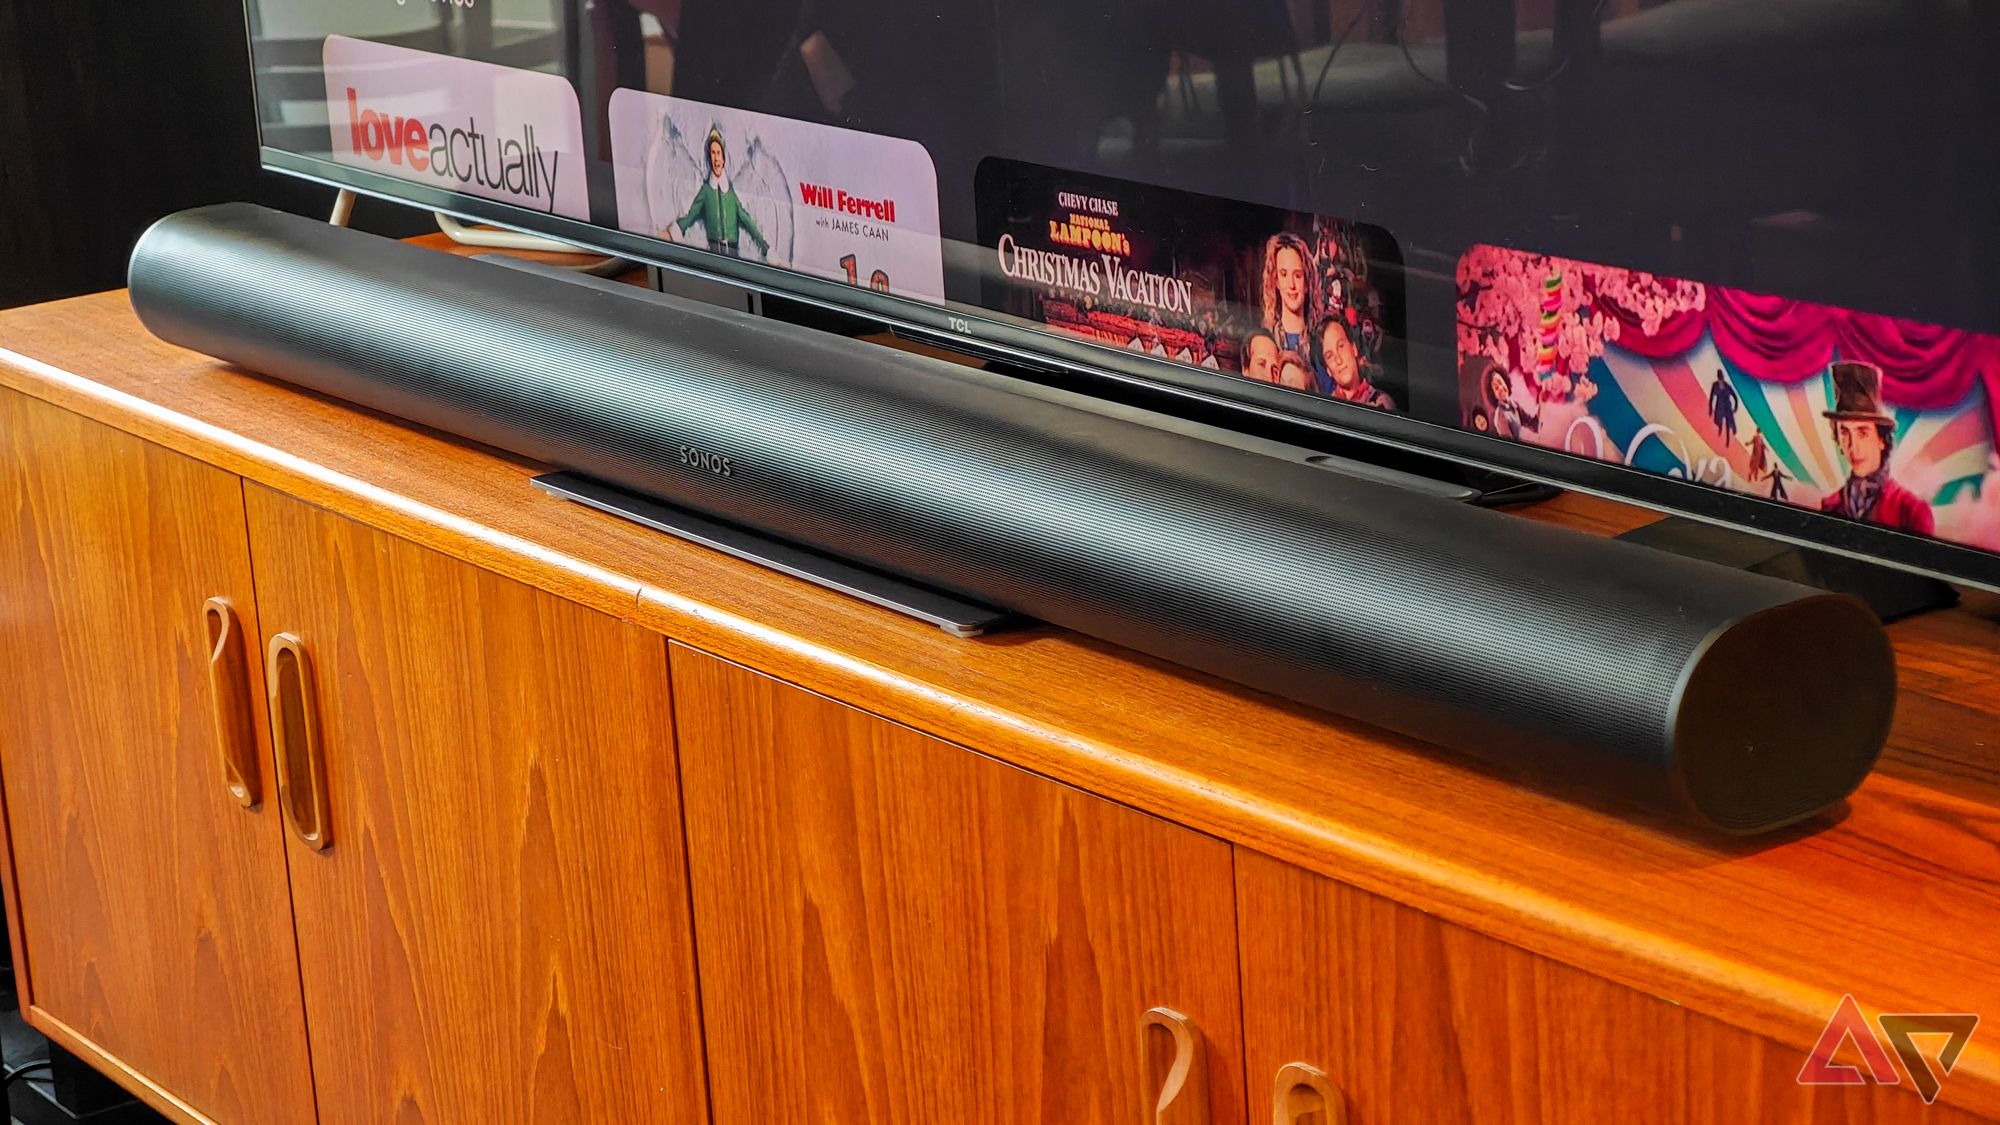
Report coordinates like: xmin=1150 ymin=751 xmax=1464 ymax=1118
xmin=1272 ymin=1062 xmax=1346 ymax=1125
xmin=203 ymin=598 xmax=260 ymax=808
xmin=1141 ymin=1006 xmax=1207 ymax=1124
xmin=266 ymin=633 xmax=331 ymax=851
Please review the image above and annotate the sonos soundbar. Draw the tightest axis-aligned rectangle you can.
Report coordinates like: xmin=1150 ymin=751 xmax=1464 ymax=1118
xmin=129 ymin=203 xmax=1897 ymax=833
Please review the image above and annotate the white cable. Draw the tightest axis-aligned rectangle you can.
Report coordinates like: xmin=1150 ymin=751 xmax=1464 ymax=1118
xmin=331 ymin=190 xmax=630 ymax=275
xmin=434 ymin=212 xmax=635 ymax=276
xmin=434 ymin=210 xmax=585 ymax=252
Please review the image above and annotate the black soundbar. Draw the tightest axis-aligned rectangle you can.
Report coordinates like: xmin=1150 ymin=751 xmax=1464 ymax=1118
xmin=130 ymin=203 xmax=1896 ymax=833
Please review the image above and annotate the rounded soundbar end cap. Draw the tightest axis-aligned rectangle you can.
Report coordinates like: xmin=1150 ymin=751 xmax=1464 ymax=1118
xmin=128 ymin=202 xmax=229 ymax=288
xmin=128 ymin=203 xmax=244 ymax=341
xmin=126 ymin=209 xmax=183 ymax=332
xmin=1669 ymin=594 xmax=1895 ymax=835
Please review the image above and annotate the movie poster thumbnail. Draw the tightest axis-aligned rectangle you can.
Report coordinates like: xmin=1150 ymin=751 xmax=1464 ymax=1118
xmin=1457 ymin=244 xmax=2000 ymax=552
xmin=975 ymin=159 xmax=1406 ymax=412
xmin=324 ymin=35 xmax=590 ymax=220
xmin=608 ymin=90 xmax=946 ymax=303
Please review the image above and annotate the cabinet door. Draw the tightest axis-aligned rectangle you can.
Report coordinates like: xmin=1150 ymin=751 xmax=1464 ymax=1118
xmin=0 ymin=392 xmax=316 ymax=1125
xmin=243 ymin=485 xmax=708 ymax=1125
xmin=671 ymin=645 xmax=1245 ymax=1125
xmin=1236 ymin=850 xmax=1985 ymax=1125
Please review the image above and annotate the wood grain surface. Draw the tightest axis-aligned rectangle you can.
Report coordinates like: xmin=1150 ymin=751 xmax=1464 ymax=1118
xmin=1237 ymin=849 xmax=1987 ymax=1125
xmin=670 ymin=645 xmax=1246 ymax=1125
xmin=30 ymin=1007 xmax=246 ymax=1125
xmin=1 ymin=288 xmax=1996 ymax=1116
xmin=0 ymin=389 xmax=315 ymax=1125
xmin=242 ymin=485 xmax=708 ymax=1125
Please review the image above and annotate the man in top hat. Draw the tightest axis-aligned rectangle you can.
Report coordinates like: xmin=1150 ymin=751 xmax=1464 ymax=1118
xmin=1821 ymin=360 xmax=1932 ymax=535
xmin=1709 ymin=369 xmax=1741 ymax=443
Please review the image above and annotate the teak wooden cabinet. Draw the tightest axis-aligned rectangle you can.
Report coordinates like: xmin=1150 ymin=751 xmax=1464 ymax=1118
xmin=1 ymin=286 xmax=1997 ymax=1125
xmin=0 ymin=393 xmax=709 ymax=1125
xmin=241 ymin=486 xmax=709 ymax=1125
xmin=0 ymin=392 xmax=317 ymax=1125
xmin=1233 ymin=853 xmax=1984 ymax=1125
xmin=671 ymin=647 xmax=1245 ymax=1125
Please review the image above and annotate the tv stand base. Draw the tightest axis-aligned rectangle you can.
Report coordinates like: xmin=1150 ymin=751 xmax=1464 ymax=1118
xmin=530 ymin=471 xmax=1018 ymax=637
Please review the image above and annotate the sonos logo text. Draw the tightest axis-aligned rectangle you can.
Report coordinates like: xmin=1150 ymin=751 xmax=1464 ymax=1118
xmin=678 ymin=445 xmax=735 ymax=477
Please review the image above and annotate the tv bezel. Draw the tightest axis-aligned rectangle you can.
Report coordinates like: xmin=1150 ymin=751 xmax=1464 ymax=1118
xmin=260 ymin=145 xmax=2000 ymax=594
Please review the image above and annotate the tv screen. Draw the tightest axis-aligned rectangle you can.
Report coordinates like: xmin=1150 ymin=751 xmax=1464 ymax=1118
xmin=245 ymin=0 xmax=2000 ymax=589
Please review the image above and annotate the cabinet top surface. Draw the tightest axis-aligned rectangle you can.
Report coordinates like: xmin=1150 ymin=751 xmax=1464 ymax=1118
xmin=3 ymin=273 xmax=1998 ymax=1113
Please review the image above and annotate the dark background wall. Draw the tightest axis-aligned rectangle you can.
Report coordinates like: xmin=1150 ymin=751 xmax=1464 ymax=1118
xmin=0 ymin=0 xmax=419 ymax=310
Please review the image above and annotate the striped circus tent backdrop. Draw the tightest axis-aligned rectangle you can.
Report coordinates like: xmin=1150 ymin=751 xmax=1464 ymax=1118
xmin=1583 ymin=340 xmax=1998 ymax=548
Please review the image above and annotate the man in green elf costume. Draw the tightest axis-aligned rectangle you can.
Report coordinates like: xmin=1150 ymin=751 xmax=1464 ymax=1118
xmin=669 ymin=126 xmax=770 ymax=258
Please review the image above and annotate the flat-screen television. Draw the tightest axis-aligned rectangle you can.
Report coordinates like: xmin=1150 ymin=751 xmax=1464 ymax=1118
xmin=244 ymin=0 xmax=2000 ymax=591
